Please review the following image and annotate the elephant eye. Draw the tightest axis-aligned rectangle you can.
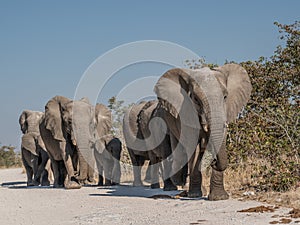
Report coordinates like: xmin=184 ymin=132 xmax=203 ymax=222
xmin=224 ymin=95 xmax=227 ymax=100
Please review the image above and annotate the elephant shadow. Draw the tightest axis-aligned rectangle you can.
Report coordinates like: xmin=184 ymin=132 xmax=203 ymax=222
xmin=1 ymin=181 xmax=27 ymax=186
xmin=1 ymin=181 xmax=54 ymax=189
xmin=89 ymin=185 xmax=208 ymax=200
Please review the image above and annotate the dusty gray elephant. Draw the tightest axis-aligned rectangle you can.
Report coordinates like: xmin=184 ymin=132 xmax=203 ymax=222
xmin=93 ymin=103 xmax=120 ymax=186
xmin=19 ymin=110 xmax=50 ymax=186
xmin=95 ymin=135 xmax=122 ymax=186
xmin=153 ymin=64 xmax=252 ymax=200
xmin=39 ymin=96 xmax=97 ymax=189
xmin=123 ymin=100 xmax=180 ymax=190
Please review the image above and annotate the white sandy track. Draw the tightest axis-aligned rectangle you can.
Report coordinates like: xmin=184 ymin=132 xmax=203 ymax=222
xmin=0 ymin=168 xmax=297 ymax=225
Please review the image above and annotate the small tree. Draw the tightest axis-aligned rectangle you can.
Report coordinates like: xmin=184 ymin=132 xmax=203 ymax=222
xmin=0 ymin=145 xmax=22 ymax=168
xmin=107 ymin=96 xmax=132 ymax=164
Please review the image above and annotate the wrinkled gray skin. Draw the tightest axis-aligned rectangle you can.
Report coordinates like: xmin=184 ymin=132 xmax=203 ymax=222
xmin=154 ymin=64 xmax=252 ymax=200
xmin=39 ymin=96 xmax=97 ymax=189
xmin=19 ymin=110 xmax=50 ymax=186
xmin=139 ymin=100 xmax=185 ymax=191
xmin=93 ymin=103 xmax=117 ymax=186
xmin=123 ymin=100 xmax=180 ymax=190
xmin=123 ymin=101 xmax=149 ymax=187
xmin=95 ymin=135 xmax=122 ymax=186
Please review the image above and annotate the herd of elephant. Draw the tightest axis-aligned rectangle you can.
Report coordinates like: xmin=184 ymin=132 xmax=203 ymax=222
xmin=19 ymin=63 xmax=252 ymax=201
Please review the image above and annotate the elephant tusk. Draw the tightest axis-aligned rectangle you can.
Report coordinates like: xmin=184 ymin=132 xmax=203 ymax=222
xmin=203 ymin=124 xmax=208 ymax=133
xmin=72 ymin=139 xmax=77 ymax=146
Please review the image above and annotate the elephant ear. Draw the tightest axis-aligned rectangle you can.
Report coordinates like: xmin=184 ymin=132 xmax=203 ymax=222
xmin=44 ymin=96 xmax=70 ymax=141
xmin=19 ymin=110 xmax=30 ymax=134
xmin=21 ymin=133 xmax=38 ymax=156
xmin=154 ymin=68 xmax=192 ymax=118
xmin=95 ymin=103 xmax=112 ymax=138
xmin=137 ymin=100 xmax=157 ymax=138
xmin=213 ymin=64 xmax=252 ymax=123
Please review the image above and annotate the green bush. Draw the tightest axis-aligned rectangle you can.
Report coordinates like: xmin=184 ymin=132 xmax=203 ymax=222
xmin=0 ymin=145 xmax=22 ymax=168
xmin=227 ymin=21 xmax=300 ymax=192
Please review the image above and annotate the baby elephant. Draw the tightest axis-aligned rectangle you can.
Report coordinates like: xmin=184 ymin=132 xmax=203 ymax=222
xmin=94 ymin=136 xmax=122 ymax=186
xmin=19 ymin=110 xmax=51 ymax=186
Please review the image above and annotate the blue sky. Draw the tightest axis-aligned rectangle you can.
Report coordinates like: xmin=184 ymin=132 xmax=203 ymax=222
xmin=0 ymin=0 xmax=299 ymax=148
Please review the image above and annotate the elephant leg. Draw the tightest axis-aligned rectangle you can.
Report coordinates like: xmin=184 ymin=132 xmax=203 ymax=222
xmin=60 ymin=142 xmax=80 ymax=189
xmin=87 ymin=164 xmax=96 ymax=184
xmin=39 ymin=150 xmax=50 ymax=186
xmin=128 ymin=149 xmax=143 ymax=186
xmin=94 ymin=150 xmax=104 ymax=186
xmin=208 ymin=169 xmax=229 ymax=201
xmin=33 ymin=147 xmax=48 ymax=185
xmin=41 ymin=169 xmax=50 ymax=186
xmin=144 ymin=162 xmax=152 ymax=183
xmin=25 ymin=166 xmax=34 ymax=186
xmin=22 ymin=149 xmax=34 ymax=186
xmin=188 ymin=146 xmax=203 ymax=198
xmin=169 ymin=134 xmax=188 ymax=186
xmin=111 ymin=159 xmax=121 ymax=185
xmin=31 ymin=155 xmax=41 ymax=186
xmin=111 ymin=144 xmax=121 ymax=185
xmin=77 ymin=148 xmax=89 ymax=184
xmin=148 ymin=153 xmax=160 ymax=189
xmin=50 ymin=158 xmax=61 ymax=188
xmin=162 ymin=159 xmax=177 ymax=191
xmin=72 ymin=147 xmax=79 ymax=176
xmin=208 ymin=142 xmax=229 ymax=201
xmin=103 ymin=156 xmax=113 ymax=186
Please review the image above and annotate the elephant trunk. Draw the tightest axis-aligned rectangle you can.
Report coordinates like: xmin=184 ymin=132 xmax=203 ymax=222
xmin=74 ymin=132 xmax=95 ymax=182
xmin=192 ymin=75 xmax=227 ymax=172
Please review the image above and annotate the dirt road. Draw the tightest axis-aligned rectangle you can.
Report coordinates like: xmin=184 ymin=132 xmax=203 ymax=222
xmin=0 ymin=168 xmax=298 ymax=225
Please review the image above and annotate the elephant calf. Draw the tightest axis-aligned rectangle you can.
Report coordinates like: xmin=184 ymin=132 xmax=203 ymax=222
xmin=19 ymin=110 xmax=50 ymax=186
xmin=94 ymin=135 xmax=122 ymax=186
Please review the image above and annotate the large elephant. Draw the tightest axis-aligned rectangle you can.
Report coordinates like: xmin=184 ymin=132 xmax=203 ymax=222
xmin=123 ymin=100 xmax=179 ymax=190
xmin=39 ymin=96 xmax=97 ymax=189
xmin=19 ymin=110 xmax=50 ymax=186
xmin=153 ymin=64 xmax=252 ymax=200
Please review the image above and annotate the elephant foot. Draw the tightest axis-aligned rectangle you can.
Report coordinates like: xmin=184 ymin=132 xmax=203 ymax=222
xmin=208 ymin=189 xmax=229 ymax=201
xmin=133 ymin=181 xmax=143 ymax=187
xmin=88 ymin=178 xmax=97 ymax=185
xmin=163 ymin=179 xmax=177 ymax=191
xmin=27 ymin=180 xmax=40 ymax=186
xmin=41 ymin=181 xmax=50 ymax=186
xmin=151 ymin=183 xmax=160 ymax=189
xmin=53 ymin=182 xmax=64 ymax=188
xmin=77 ymin=179 xmax=87 ymax=185
xmin=65 ymin=177 xmax=81 ymax=189
xmin=104 ymin=181 xmax=112 ymax=186
xmin=65 ymin=181 xmax=81 ymax=189
xmin=188 ymin=190 xmax=203 ymax=198
xmin=163 ymin=185 xmax=177 ymax=191
xmin=171 ymin=172 xmax=186 ymax=187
